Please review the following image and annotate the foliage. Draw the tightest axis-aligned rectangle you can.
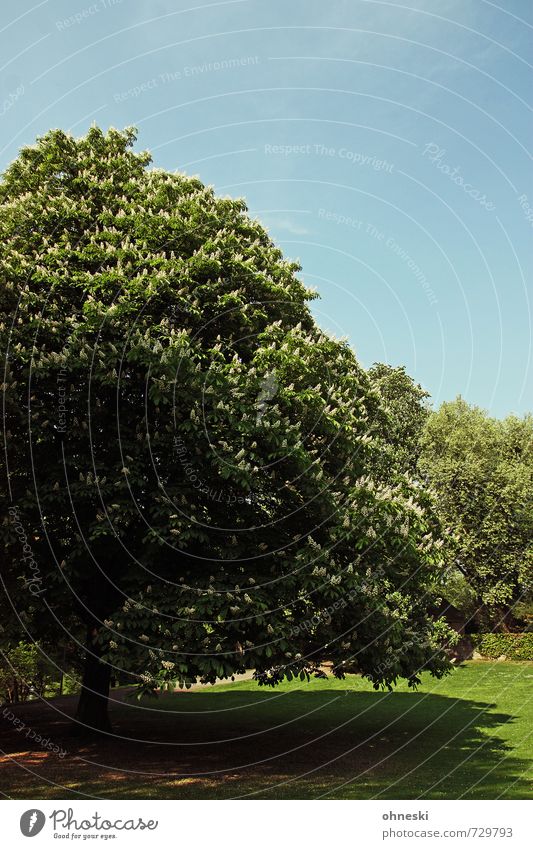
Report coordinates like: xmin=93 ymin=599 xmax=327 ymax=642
xmin=419 ymin=398 xmax=533 ymax=628
xmin=440 ymin=567 xmax=478 ymax=617
xmin=472 ymin=633 xmax=533 ymax=661
xmin=368 ymin=363 xmax=431 ymax=475
xmin=511 ymin=599 xmax=533 ymax=632
xmin=0 ymin=641 xmax=52 ymax=703
xmin=1 ymin=126 xmax=454 ymax=699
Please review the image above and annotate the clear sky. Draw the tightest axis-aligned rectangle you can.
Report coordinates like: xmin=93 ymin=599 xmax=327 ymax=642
xmin=1 ymin=0 xmax=532 ymax=416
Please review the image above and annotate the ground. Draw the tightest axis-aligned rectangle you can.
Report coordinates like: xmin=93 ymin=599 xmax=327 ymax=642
xmin=1 ymin=661 xmax=532 ymax=800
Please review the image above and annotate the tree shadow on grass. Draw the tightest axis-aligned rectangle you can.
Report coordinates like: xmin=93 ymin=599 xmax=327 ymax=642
xmin=0 ymin=688 xmax=531 ymax=799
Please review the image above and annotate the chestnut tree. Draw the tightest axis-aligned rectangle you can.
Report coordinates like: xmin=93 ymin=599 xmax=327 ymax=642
xmin=1 ymin=127 xmax=453 ymax=731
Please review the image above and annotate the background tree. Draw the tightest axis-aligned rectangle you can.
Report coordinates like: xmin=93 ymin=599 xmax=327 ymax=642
xmin=0 ymin=642 xmax=49 ymax=704
xmin=368 ymin=363 xmax=431 ymax=475
xmin=1 ymin=127 xmax=453 ymax=731
xmin=419 ymin=398 xmax=533 ymax=630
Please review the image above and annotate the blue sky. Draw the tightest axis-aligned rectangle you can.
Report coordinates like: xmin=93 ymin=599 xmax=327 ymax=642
xmin=1 ymin=0 xmax=532 ymax=416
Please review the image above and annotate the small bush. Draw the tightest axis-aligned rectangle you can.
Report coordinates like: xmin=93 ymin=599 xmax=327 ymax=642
xmin=472 ymin=633 xmax=533 ymax=661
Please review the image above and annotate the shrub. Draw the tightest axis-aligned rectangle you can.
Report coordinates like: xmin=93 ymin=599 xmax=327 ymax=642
xmin=472 ymin=633 xmax=533 ymax=661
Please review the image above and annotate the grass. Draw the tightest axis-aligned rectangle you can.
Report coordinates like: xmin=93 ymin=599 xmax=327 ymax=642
xmin=1 ymin=661 xmax=532 ymax=799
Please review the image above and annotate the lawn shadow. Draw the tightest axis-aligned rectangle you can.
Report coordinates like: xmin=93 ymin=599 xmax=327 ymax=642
xmin=0 ymin=688 xmax=530 ymax=799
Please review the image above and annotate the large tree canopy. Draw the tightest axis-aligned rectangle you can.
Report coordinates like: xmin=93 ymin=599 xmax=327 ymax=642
xmin=1 ymin=127 xmax=453 ymax=730
xmin=419 ymin=398 xmax=533 ymax=629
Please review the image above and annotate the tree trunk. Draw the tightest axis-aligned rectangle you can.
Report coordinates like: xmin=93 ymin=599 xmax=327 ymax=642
xmin=74 ymin=627 xmax=112 ymax=734
xmin=58 ymin=646 xmax=66 ymax=697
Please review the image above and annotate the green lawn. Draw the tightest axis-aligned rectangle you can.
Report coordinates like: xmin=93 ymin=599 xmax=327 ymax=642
xmin=2 ymin=661 xmax=532 ymax=799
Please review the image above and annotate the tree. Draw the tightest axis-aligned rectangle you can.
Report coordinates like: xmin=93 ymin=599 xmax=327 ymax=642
xmin=368 ymin=363 xmax=431 ymax=475
xmin=419 ymin=398 xmax=533 ymax=630
xmin=1 ymin=127 xmax=453 ymax=732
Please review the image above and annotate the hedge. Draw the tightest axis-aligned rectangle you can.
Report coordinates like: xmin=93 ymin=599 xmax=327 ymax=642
xmin=472 ymin=633 xmax=533 ymax=661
